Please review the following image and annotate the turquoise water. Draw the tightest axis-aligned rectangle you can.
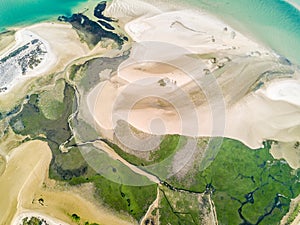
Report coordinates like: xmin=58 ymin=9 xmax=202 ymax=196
xmin=0 ymin=0 xmax=87 ymax=31
xmin=189 ymin=0 xmax=300 ymax=65
xmin=1 ymin=0 xmax=300 ymax=65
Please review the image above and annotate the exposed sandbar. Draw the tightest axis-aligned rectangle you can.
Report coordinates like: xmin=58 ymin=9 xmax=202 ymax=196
xmin=88 ymin=0 xmax=300 ymax=150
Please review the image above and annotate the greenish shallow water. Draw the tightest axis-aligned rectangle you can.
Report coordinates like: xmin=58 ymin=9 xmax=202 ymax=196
xmin=0 ymin=0 xmax=87 ymax=31
xmin=187 ymin=0 xmax=300 ymax=65
xmin=0 ymin=0 xmax=300 ymax=65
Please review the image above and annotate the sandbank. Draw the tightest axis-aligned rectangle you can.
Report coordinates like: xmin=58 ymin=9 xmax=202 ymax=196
xmin=121 ymin=8 xmax=268 ymax=55
xmin=88 ymin=0 xmax=300 ymax=150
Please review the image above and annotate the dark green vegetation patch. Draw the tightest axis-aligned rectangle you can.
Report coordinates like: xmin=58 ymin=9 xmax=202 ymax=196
xmin=58 ymin=1 xmax=127 ymax=48
xmin=168 ymin=139 xmax=300 ymax=225
xmin=103 ymin=135 xmax=185 ymax=167
xmin=92 ymin=175 xmax=156 ymax=220
xmin=22 ymin=217 xmax=49 ymax=225
xmin=9 ymin=82 xmax=74 ymax=141
xmin=8 ymin=79 xmax=157 ymax=222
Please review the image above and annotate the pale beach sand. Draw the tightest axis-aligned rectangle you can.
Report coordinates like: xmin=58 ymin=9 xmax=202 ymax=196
xmin=106 ymin=0 xmax=161 ymax=24
xmin=270 ymin=141 xmax=300 ymax=169
xmin=26 ymin=22 xmax=90 ymax=71
xmin=124 ymin=10 xmax=267 ymax=55
xmin=0 ymin=26 xmax=56 ymax=93
xmin=281 ymin=194 xmax=300 ymax=224
xmin=0 ymin=19 xmax=136 ymax=225
xmin=88 ymin=0 xmax=300 ymax=153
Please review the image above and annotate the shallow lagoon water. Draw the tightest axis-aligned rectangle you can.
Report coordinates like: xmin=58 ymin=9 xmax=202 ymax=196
xmin=0 ymin=0 xmax=86 ymax=31
xmin=188 ymin=0 xmax=300 ymax=65
xmin=0 ymin=0 xmax=300 ymax=65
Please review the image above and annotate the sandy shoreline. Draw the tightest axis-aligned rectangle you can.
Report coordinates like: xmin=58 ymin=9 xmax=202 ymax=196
xmin=285 ymin=0 xmax=300 ymax=11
